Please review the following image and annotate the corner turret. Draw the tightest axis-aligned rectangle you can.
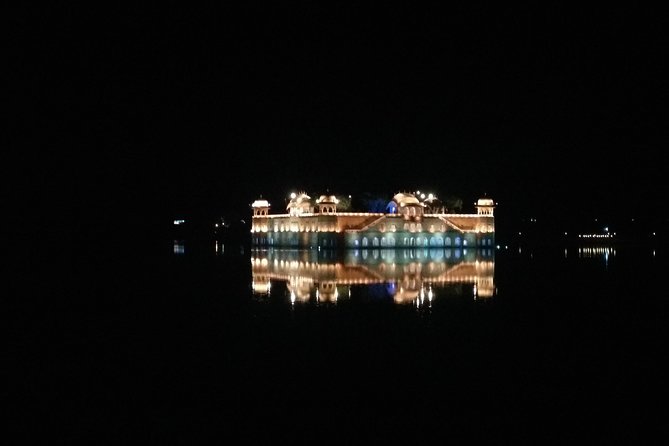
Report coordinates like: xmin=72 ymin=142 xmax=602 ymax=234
xmin=475 ymin=198 xmax=495 ymax=216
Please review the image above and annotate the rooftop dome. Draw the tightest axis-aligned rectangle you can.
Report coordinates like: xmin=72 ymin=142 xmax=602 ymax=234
xmin=316 ymin=195 xmax=339 ymax=204
xmin=393 ymin=192 xmax=423 ymax=207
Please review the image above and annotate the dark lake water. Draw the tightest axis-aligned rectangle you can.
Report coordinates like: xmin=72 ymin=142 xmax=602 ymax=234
xmin=20 ymin=240 xmax=669 ymax=442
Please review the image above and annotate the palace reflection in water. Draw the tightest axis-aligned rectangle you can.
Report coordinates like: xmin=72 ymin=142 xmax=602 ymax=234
xmin=251 ymin=248 xmax=495 ymax=305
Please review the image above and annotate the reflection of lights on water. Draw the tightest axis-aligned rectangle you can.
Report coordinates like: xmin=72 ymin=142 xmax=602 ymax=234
xmin=252 ymin=280 xmax=271 ymax=295
xmin=578 ymin=247 xmax=616 ymax=262
xmin=252 ymin=250 xmax=496 ymax=306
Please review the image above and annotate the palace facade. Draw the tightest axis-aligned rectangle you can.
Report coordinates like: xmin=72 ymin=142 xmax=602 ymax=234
xmin=250 ymin=192 xmax=495 ymax=249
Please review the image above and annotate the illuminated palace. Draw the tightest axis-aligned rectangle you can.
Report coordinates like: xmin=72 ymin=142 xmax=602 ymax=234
xmin=250 ymin=191 xmax=495 ymax=249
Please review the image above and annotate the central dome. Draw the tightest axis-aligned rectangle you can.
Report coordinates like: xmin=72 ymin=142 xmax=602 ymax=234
xmin=393 ymin=192 xmax=422 ymax=207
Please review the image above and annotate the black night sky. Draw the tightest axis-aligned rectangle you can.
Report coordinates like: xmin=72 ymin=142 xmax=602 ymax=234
xmin=61 ymin=4 xmax=667 ymax=234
